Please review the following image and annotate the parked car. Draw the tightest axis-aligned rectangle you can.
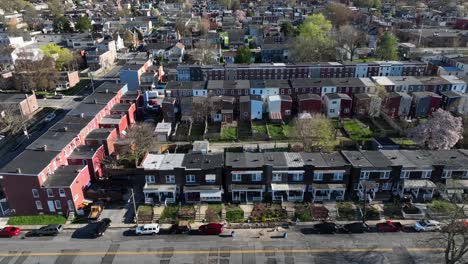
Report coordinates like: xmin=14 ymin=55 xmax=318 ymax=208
xmin=52 ymin=94 xmax=64 ymax=99
xmin=89 ymin=218 xmax=111 ymax=238
xmin=342 ymin=222 xmax=369 ymax=233
xmin=0 ymin=226 xmax=21 ymax=238
xmin=135 ymin=224 xmax=160 ymax=235
xmin=314 ymin=222 xmax=338 ymax=234
xmin=26 ymin=224 xmax=63 ymax=237
xmin=170 ymin=221 xmax=191 ymax=234
xmin=376 ymin=221 xmax=404 ymax=232
xmin=414 ymin=220 xmax=441 ymax=232
xmin=198 ymin=223 xmax=224 ymax=235
xmin=44 ymin=113 xmax=56 ymax=122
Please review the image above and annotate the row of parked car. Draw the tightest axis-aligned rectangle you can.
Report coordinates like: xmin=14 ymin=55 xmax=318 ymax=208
xmin=309 ymin=220 xmax=442 ymax=234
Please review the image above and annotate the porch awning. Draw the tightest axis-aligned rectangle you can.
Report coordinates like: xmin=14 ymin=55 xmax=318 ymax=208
xmin=205 ymin=174 xmax=216 ymax=181
xmin=143 ymin=184 xmax=177 ymax=192
xmin=271 ymin=183 xmax=306 ymax=191
xmin=402 ymin=179 xmax=436 ymax=189
xmin=310 ymin=183 xmax=346 ymax=190
xmin=184 ymin=185 xmax=223 ymax=192
xmin=273 ymin=170 xmax=305 ymax=174
xmin=445 ymin=179 xmax=468 ymax=190
xmin=231 ymin=184 xmax=265 ymax=191
xmin=200 ymin=190 xmax=223 ymax=198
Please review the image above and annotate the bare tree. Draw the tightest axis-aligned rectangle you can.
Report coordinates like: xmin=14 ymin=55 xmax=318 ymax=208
xmin=368 ymin=85 xmax=387 ymax=118
xmin=191 ymin=40 xmax=217 ymax=65
xmin=334 ymin=25 xmax=365 ymax=61
xmin=291 ymin=113 xmax=337 ymax=152
xmin=14 ymin=55 xmax=59 ymax=92
xmin=433 ymin=205 xmax=468 ymax=264
xmin=121 ymin=123 xmax=158 ymax=167
xmin=0 ymin=107 xmax=26 ymax=135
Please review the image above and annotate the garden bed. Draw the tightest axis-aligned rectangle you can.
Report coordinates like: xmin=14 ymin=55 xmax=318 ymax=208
xmin=267 ymin=124 xmax=286 ymax=140
xmin=8 ymin=215 xmax=67 ymax=225
xmin=159 ymin=205 xmax=179 ymax=223
xmin=250 ymin=203 xmax=287 ymax=222
xmin=427 ymin=200 xmax=458 ymax=218
xmin=252 ymin=122 xmax=268 ymax=140
xmin=177 ymin=205 xmax=195 ymax=219
xmin=225 ymin=204 xmax=244 ymax=222
xmin=343 ymin=119 xmax=373 ymax=142
xmin=295 ymin=204 xmax=329 ymax=221
xmin=337 ymin=202 xmax=358 ymax=221
xmin=137 ymin=205 xmax=154 ymax=223
xmin=205 ymin=204 xmax=222 ymax=222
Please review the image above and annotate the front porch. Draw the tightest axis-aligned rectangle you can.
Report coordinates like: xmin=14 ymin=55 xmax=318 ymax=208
xmin=143 ymin=184 xmax=178 ymax=204
xmin=230 ymin=184 xmax=265 ymax=203
xmin=356 ymin=180 xmax=379 ymax=202
xmin=270 ymin=184 xmax=306 ymax=202
xmin=309 ymin=183 xmax=346 ymax=202
xmin=397 ymin=179 xmax=436 ymax=201
xmin=184 ymin=185 xmax=224 ymax=203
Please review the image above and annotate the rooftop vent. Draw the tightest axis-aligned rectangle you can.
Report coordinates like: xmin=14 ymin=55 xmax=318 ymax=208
xmin=42 ymin=145 xmax=48 ymax=151
xmin=15 ymin=168 xmax=21 ymax=174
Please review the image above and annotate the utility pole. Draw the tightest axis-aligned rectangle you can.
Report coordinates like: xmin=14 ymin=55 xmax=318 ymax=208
xmin=362 ymin=184 xmax=367 ymax=224
xmin=131 ymin=188 xmax=138 ymax=225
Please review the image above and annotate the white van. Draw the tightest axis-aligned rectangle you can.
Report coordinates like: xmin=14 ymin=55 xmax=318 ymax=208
xmin=135 ymin=224 xmax=160 ymax=235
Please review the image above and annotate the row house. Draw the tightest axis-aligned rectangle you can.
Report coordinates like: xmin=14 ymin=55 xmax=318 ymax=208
xmin=440 ymin=91 xmax=468 ymax=116
xmin=206 ymin=80 xmax=251 ymax=98
xmin=297 ymin=94 xmax=321 ymax=114
xmin=323 ymin=93 xmax=352 ymax=118
xmin=411 ymin=92 xmax=442 ymax=118
xmin=239 ymin=95 xmax=263 ymax=121
xmin=266 ymin=95 xmax=293 ymax=120
xmin=249 ymin=79 xmax=289 ymax=102
xmin=141 ymin=153 xmax=224 ymax=204
xmin=381 ymin=92 xmax=412 ymax=119
xmin=0 ymin=82 xmax=129 ymax=215
xmin=164 ymin=81 xmax=207 ymax=99
xmin=178 ymin=61 xmax=427 ymax=81
xmin=209 ymin=96 xmax=235 ymax=123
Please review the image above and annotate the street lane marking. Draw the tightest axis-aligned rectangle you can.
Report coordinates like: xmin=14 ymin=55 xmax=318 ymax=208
xmin=0 ymin=248 xmax=445 ymax=257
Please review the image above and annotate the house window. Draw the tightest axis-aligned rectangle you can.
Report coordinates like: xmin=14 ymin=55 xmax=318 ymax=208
xmin=343 ymin=108 xmax=349 ymax=113
xmin=165 ymin=175 xmax=175 ymax=183
xmin=420 ymin=170 xmax=431 ymax=179
xmin=272 ymin=173 xmax=282 ymax=182
xmin=400 ymin=171 xmax=410 ymax=179
xmin=186 ymin=175 xmax=196 ymax=184
xmin=360 ymin=171 xmax=370 ymax=180
xmin=232 ymin=174 xmax=241 ymax=182
xmin=313 ymin=172 xmax=323 ymax=181
xmin=32 ymin=189 xmax=39 ymax=198
xmin=329 ymin=109 xmax=335 ymax=113
xmin=67 ymin=200 xmax=74 ymax=212
xmin=146 ymin=175 xmax=156 ymax=184
xmin=382 ymin=183 xmax=392 ymax=191
xmin=285 ymin=110 xmax=291 ymax=115
xmin=251 ymin=173 xmax=262 ymax=182
xmin=205 ymin=174 xmax=216 ymax=183
xmin=333 ymin=172 xmax=344 ymax=181
xmin=54 ymin=200 xmax=62 ymax=209
xmin=442 ymin=170 xmax=452 ymax=179
xmin=47 ymin=189 xmax=54 ymax=197
xmin=35 ymin=200 xmax=43 ymax=210
xmin=59 ymin=188 xmax=66 ymax=197
xmin=380 ymin=171 xmax=390 ymax=179
xmin=292 ymin=173 xmax=303 ymax=181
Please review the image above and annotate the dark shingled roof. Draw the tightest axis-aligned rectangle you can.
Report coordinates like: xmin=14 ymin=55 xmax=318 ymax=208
xmin=0 ymin=150 xmax=60 ymax=175
xmin=182 ymin=153 xmax=224 ymax=169
xmin=42 ymin=165 xmax=87 ymax=187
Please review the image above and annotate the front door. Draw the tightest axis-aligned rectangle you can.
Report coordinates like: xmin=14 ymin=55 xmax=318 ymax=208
xmin=47 ymin=201 xmax=55 ymax=212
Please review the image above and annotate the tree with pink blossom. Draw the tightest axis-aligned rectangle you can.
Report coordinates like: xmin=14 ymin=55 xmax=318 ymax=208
xmin=407 ymin=109 xmax=463 ymax=150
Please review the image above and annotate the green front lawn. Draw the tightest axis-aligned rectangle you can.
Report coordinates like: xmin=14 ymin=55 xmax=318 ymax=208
xmin=252 ymin=123 xmax=267 ymax=134
xmin=8 ymin=215 xmax=67 ymax=225
xmin=225 ymin=205 xmax=244 ymax=222
xmin=159 ymin=205 xmax=179 ymax=221
xmin=343 ymin=119 xmax=373 ymax=142
xmin=220 ymin=127 xmax=237 ymax=141
xmin=267 ymin=124 xmax=286 ymax=139
xmin=137 ymin=205 xmax=153 ymax=216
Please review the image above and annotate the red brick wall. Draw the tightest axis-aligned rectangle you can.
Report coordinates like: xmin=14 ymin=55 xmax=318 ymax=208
xmin=298 ymin=99 xmax=321 ymax=114
xmin=69 ymin=166 xmax=91 ymax=210
xmin=0 ymin=175 xmax=41 ymax=215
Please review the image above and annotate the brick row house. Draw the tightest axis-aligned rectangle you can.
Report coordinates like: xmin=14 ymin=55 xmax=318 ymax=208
xmin=177 ymin=61 xmax=427 ymax=81
xmin=137 ymin=150 xmax=468 ymax=205
xmin=0 ymin=82 xmax=138 ymax=215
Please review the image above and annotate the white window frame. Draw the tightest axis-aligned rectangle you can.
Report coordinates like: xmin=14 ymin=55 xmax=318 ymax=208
xmin=313 ymin=172 xmax=323 ymax=181
xmin=442 ymin=170 xmax=452 ymax=179
xmin=333 ymin=172 xmax=344 ymax=181
xmin=59 ymin=188 xmax=66 ymax=197
xmin=35 ymin=200 xmax=43 ymax=210
xmin=146 ymin=175 xmax=156 ymax=184
xmin=360 ymin=171 xmax=370 ymax=180
xmin=422 ymin=171 xmax=432 ymax=179
xmin=400 ymin=170 xmax=410 ymax=179
xmin=47 ymin=189 xmax=54 ymax=197
xmin=232 ymin=174 xmax=241 ymax=182
xmin=380 ymin=171 xmax=390 ymax=179
xmin=165 ymin=175 xmax=175 ymax=184
xmin=54 ymin=200 xmax=62 ymax=210
xmin=186 ymin=175 xmax=196 ymax=184
xmin=32 ymin=189 xmax=39 ymax=198
xmin=67 ymin=200 xmax=74 ymax=211
xmin=291 ymin=173 xmax=303 ymax=181
xmin=251 ymin=173 xmax=262 ymax=182
xmin=382 ymin=182 xmax=392 ymax=191
xmin=272 ymin=173 xmax=282 ymax=182
xmin=205 ymin=175 xmax=216 ymax=183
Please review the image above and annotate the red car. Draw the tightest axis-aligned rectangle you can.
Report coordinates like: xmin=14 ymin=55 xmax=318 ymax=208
xmin=376 ymin=221 xmax=403 ymax=232
xmin=0 ymin=226 xmax=21 ymax=238
xmin=198 ymin=223 xmax=224 ymax=235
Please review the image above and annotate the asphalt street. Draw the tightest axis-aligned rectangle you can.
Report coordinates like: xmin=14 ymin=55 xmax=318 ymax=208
xmin=0 ymin=227 xmax=449 ymax=264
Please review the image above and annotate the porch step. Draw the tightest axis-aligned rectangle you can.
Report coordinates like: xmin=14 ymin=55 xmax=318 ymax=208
xmin=221 ymin=204 xmax=226 ymax=220
xmin=153 ymin=205 xmax=166 ymax=222
xmin=66 ymin=211 xmax=75 ymax=224
xmin=194 ymin=204 xmax=208 ymax=222
xmin=282 ymin=202 xmax=296 ymax=218
xmin=323 ymin=202 xmax=337 ymax=221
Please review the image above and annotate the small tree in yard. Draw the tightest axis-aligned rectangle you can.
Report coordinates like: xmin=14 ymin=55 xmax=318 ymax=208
xmin=0 ymin=107 xmax=26 ymax=135
xmin=122 ymin=123 xmax=158 ymax=167
xmin=291 ymin=113 xmax=336 ymax=152
xmin=407 ymin=109 xmax=463 ymax=150
xmin=235 ymin=46 xmax=251 ymax=63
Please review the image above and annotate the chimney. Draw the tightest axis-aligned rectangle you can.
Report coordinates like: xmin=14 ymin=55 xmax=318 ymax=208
xmin=61 ymin=126 xmax=68 ymax=132
xmin=42 ymin=144 xmax=47 ymax=151
xmin=24 ymin=94 xmax=28 ymax=99
xmin=16 ymin=168 xmax=21 ymax=174
xmin=94 ymin=99 xmax=98 ymax=104
xmin=105 ymin=89 xmax=109 ymax=94
xmin=80 ymin=113 xmax=84 ymax=118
